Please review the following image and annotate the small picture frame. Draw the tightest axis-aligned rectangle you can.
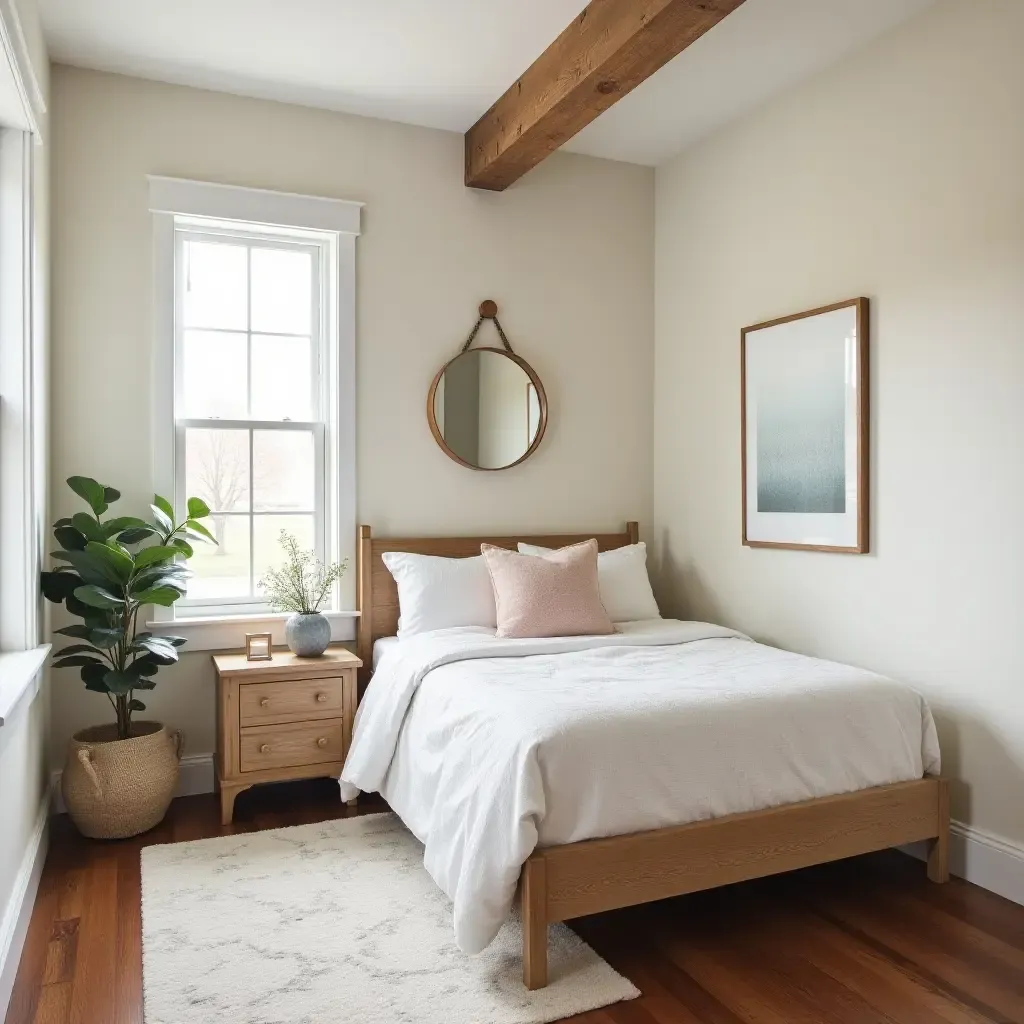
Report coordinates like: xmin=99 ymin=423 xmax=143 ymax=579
xmin=245 ymin=632 xmax=273 ymax=661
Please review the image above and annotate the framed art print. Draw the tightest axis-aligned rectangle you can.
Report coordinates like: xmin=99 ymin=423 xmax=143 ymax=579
xmin=741 ymin=297 xmax=869 ymax=553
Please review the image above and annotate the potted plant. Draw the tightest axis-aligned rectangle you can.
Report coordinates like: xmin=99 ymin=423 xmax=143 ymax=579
xmin=259 ymin=531 xmax=347 ymax=657
xmin=41 ymin=476 xmax=216 ymax=839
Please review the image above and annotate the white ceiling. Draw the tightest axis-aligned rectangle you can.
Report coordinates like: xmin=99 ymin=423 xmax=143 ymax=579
xmin=40 ymin=0 xmax=934 ymax=167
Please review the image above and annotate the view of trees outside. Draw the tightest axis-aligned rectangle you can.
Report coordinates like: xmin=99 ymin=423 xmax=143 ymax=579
xmin=180 ymin=237 xmax=319 ymax=600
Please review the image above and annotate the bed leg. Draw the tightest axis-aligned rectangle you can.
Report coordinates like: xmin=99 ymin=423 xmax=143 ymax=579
xmin=927 ymin=776 xmax=950 ymax=883
xmin=522 ymin=855 xmax=549 ymax=990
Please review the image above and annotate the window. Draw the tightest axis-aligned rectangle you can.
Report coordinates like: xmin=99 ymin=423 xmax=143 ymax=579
xmin=175 ymin=225 xmax=326 ymax=610
xmin=150 ymin=178 xmax=359 ymax=632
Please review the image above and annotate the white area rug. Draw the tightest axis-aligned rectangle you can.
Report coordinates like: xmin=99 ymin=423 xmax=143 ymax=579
xmin=141 ymin=812 xmax=638 ymax=1024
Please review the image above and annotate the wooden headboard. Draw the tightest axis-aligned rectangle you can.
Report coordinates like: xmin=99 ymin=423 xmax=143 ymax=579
xmin=356 ymin=522 xmax=639 ymax=679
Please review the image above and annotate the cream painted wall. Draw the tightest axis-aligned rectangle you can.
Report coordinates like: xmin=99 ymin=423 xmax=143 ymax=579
xmin=50 ymin=66 xmax=654 ymax=761
xmin=654 ymin=0 xmax=1024 ymax=844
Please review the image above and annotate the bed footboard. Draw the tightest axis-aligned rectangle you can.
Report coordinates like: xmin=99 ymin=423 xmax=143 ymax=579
xmin=519 ymin=775 xmax=949 ymax=990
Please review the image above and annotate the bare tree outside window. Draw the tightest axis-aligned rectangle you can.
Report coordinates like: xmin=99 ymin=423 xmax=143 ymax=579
xmin=191 ymin=431 xmax=248 ymax=554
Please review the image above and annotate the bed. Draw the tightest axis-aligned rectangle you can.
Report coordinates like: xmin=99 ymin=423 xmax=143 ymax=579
xmin=345 ymin=522 xmax=949 ymax=990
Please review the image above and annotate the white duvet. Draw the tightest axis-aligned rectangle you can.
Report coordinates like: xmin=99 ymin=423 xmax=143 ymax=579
xmin=340 ymin=620 xmax=940 ymax=955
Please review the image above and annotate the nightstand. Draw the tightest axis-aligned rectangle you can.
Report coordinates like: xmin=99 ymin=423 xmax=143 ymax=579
xmin=213 ymin=646 xmax=363 ymax=824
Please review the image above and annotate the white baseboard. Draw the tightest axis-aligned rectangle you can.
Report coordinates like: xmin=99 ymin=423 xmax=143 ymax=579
xmin=903 ymin=819 xmax=1024 ymax=907
xmin=0 ymin=796 xmax=49 ymax=1021
xmin=50 ymin=752 xmax=215 ymax=815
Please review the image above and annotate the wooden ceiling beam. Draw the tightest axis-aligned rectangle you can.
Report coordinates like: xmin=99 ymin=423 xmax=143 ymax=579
xmin=464 ymin=0 xmax=748 ymax=191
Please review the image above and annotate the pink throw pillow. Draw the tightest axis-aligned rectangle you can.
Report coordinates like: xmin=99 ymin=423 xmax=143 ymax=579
xmin=481 ymin=539 xmax=614 ymax=639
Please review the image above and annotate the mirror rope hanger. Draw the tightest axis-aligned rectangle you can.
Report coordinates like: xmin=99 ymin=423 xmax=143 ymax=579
xmin=460 ymin=299 xmax=515 ymax=354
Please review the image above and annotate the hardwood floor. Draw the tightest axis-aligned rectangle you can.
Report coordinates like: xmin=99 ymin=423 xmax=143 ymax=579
xmin=6 ymin=778 xmax=1024 ymax=1024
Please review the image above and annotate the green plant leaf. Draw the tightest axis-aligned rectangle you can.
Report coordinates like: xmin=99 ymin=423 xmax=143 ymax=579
xmin=64 ymin=592 xmax=93 ymax=618
xmin=154 ymin=635 xmax=187 ymax=647
xmin=128 ymin=699 xmax=146 ymax=712
xmin=133 ymin=586 xmax=181 ymax=607
xmin=132 ymin=636 xmax=178 ymax=663
xmin=81 ymin=663 xmax=110 ymax=692
xmin=117 ymin=527 xmax=157 ymax=545
xmin=185 ymin=521 xmax=216 ymax=544
xmin=186 ymin=496 xmax=211 ymax=519
xmin=150 ymin=505 xmax=173 ymax=534
xmin=131 ymin=564 xmax=190 ymax=588
xmin=82 ymin=609 xmax=115 ymax=628
xmin=67 ymin=476 xmax=107 ymax=515
xmin=54 ymin=526 xmax=87 ymax=551
xmin=59 ymin=550 xmax=121 ymax=588
xmin=103 ymin=486 xmax=121 ymax=504
xmin=85 ymin=541 xmax=134 ymax=583
xmin=55 ymin=624 xmax=92 ymax=640
xmin=102 ymin=516 xmax=151 ymax=538
xmin=103 ymin=670 xmax=136 ymax=695
xmin=56 ymin=644 xmax=104 ymax=658
xmin=89 ymin=627 xmax=123 ymax=649
xmin=132 ymin=658 xmax=160 ymax=677
xmin=71 ymin=512 xmax=105 ymax=543
xmin=133 ymin=545 xmax=179 ymax=569
xmin=152 ymin=494 xmax=174 ymax=519
xmin=73 ymin=585 xmax=124 ymax=610
xmin=54 ymin=654 xmax=106 ymax=669
xmin=134 ymin=648 xmax=177 ymax=666
xmin=170 ymin=537 xmax=194 ymax=559
xmin=41 ymin=571 xmax=82 ymax=603
xmin=134 ymin=561 xmax=190 ymax=581
xmin=130 ymin=574 xmax=188 ymax=599
xmin=133 ymin=677 xmax=157 ymax=689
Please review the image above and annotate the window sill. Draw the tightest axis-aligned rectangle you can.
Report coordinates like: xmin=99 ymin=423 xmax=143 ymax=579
xmin=0 ymin=644 xmax=51 ymax=729
xmin=143 ymin=610 xmax=360 ymax=653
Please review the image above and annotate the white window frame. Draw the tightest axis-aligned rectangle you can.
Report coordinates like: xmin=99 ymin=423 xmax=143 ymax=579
xmin=148 ymin=177 xmax=361 ymax=650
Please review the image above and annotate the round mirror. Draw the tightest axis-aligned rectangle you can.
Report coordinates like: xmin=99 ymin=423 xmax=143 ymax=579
xmin=427 ymin=348 xmax=547 ymax=471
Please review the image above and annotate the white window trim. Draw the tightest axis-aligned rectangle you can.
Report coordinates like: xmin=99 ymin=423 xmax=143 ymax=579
xmin=149 ymin=177 xmax=361 ymax=651
xmin=0 ymin=0 xmax=46 ymax=139
xmin=0 ymin=128 xmax=40 ymax=657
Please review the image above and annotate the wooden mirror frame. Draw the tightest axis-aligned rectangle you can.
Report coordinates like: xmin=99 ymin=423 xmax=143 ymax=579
xmin=426 ymin=309 xmax=549 ymax=472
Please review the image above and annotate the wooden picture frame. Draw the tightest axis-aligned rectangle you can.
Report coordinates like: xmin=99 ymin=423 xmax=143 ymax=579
xmin=244 ymin=632 xmax=273 ymax=661
xmin=741 ymin=297 xmax=869 ymax=553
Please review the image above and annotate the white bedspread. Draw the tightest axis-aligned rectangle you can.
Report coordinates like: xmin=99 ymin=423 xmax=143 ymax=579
xmin=339 ymin=620 xmax=940 ymax=955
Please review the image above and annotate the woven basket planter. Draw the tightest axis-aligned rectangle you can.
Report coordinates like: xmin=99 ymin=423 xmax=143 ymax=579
xmin=62 ymin=721 xmax=182 ymax=839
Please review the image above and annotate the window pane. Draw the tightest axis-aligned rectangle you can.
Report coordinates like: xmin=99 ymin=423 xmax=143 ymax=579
xmin=183 ymin=240 xmax=247 ymax=330
xmin=187 ymin=514 xmax=251 ymax=599
xmin=253 ymin=430 xmax=314 ymax=512
xmin=251 ymin=335 xmax=312 ymax=420
xmin=254 ymin=514 xmax=316 ymax=591
xmin=185 ymin=428 xmax=250 ymax=513
xmin=183 ymin=331 xmax=248 ymax=418
xmin=250 ymin=247 xmax=312 ymax=335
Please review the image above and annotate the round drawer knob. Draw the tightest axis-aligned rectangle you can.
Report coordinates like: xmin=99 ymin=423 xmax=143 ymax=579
xmin=317 ymin=737 xmax=328 ymax=748
xmin=316 ymin=693 xmax=328 ymax=703
xmin=260 ymin=698 xmax=270 ymax=708
xmin=259 ymin=744 xmax=270 ymax=754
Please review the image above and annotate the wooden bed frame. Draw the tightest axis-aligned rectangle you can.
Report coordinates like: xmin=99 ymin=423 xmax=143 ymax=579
xmin=356 ymin=522 xmax=950 ymax=990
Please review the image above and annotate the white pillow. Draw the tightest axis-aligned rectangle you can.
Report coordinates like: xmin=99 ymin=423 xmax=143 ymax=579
xmin=517 ymin=541 xmax=661 ymax=623
xmin=381 ymin=551 xmax=497 ymax=637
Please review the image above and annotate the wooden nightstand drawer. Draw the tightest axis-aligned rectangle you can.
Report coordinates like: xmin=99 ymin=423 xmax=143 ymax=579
xmin=214 ymin=647 xmax=362 ymax=823
xmin=240 ymin=719 xmax=345 ymax=773
xmin=239 ymin=676 xmax=345 ymax=726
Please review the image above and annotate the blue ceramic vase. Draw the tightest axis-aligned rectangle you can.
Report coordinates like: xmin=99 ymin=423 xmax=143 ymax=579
xmin=285 ymin=611 xmax=331 ymax=657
